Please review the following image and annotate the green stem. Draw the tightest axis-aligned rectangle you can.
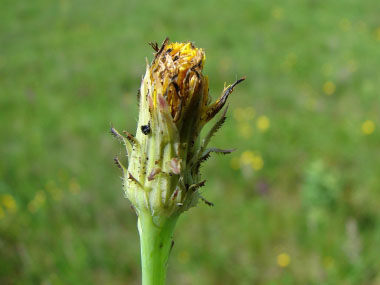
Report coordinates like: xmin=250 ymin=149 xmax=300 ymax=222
xmin=138 ymin=211 xmax=178 ymax=285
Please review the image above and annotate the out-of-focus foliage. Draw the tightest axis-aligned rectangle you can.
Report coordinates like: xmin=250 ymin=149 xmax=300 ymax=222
xmin=1 ymin=0 xmax=380 ymax=284
xmin=301 ymin=160 xmax=341 ymax=230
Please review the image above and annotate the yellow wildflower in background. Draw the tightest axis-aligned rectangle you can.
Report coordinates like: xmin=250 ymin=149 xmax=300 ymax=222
xmin=28 ymin=191 xmax=46 ymax=213
xmin=277 ymin=253 xmax=291 ymax=268
xmin=257 ymin=116 xmax=270 ymax=132
xmin=234 ymin=107 xmax=255 ymax=138
xmin=375 ymin=27 xmax=380 ymax=41
xmin=323 ymin=81 xmax=336 ymax=95
xmin=251 ymin=155 xmax=264 ymax=170
xmin=1 ymin=194 xmax=17 ymax=213
xmin=69 ymin=178 xmax=81 ymax=194
xmin=240 ymin=151 xmax=264 ymax=171
xmin=233 ymin=107 xmax=255 ymax=121
xmin=362 ymin=120 xmax=375 ymax=135
xmin=46 ymin=180 xmax=63 ymax=201
xmin=230 ymin=157 xmax=240 ymax=170
xmin=241 ymin=151 xmax=255 ymax=165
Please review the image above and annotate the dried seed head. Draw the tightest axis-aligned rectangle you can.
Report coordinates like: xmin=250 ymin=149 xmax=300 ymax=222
xmin=150 ymin=41 xmax=206 ymax=121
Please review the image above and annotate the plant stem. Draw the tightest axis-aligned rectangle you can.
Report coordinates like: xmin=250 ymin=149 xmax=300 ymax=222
xmin=138 ymin=211 xmax=178 ymax=285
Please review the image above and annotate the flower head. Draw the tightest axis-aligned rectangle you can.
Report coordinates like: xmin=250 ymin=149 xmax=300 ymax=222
xmin=149 ymin=41 xmax=206 ymax=119
xmin=112 ymin=38 xmax=245 ymax=222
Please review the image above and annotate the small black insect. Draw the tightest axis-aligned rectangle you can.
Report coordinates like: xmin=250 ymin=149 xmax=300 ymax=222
xmin=141 ymin=121 xmax=151 ymax=135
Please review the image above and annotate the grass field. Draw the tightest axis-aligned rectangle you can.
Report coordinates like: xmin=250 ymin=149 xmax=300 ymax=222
xmin=1 ymin=0 xmax=380 ymax=284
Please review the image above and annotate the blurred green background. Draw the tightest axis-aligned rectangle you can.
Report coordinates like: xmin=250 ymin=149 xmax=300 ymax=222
xmin=1 ymin=0 xmax=380 ymax=284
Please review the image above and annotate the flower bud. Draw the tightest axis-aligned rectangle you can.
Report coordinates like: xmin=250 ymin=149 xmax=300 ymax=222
xmin=112 ymin=38 xmax=244 ymax=222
